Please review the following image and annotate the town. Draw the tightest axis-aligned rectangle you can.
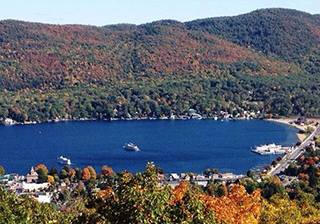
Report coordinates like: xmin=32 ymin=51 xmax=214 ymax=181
xmin=1 ymin=108 xmax=263 ymax=126
xmin=0 ymin=164 xmax=246 ymax=205
xmin=0 ymin=116 xmax=319 ymax=208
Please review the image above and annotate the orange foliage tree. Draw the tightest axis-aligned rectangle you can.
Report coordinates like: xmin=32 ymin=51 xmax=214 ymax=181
xmin=201 ymin=184 xmax=262 ymax=224
xmin=81 ymin=167 xmax=91 ymax=181
xmin=34 ymin=164 xmax=48 ymax=174
xmin=81 ymin=166 xmax=97 ymax=180
xmin=97 ymin=187 xmax=114 ymax=200
xmin=171 ymin=181 xmax=189 ymax=205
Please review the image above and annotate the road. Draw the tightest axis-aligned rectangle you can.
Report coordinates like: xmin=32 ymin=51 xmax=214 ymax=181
xmin=268 ymin=124 xmax=320 ymax=176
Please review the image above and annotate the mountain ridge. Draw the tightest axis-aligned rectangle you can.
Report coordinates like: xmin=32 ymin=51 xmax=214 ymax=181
xmin=0 ymin=8 xmax=320 ymax=121
xmin=186 ymin=8 xmax=320 ymax=61
xmin=1 ymin=8 xmax=316 ymax=90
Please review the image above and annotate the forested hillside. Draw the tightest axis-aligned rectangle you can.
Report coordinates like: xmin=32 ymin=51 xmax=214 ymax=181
xmin=186 ymin=9 xmax=320 ymax=61
xmin=0 ymin=8 xmax=320 ymax=122
xmin=0 ymin=17 xmax=297 ymax=90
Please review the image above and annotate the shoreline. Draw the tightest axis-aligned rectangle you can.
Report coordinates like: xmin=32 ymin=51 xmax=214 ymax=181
xmin=266 ymin=118 xmax=304 ymax=131
xmin=1 ymin=116 xmax=256 ymax=126
xmin=267 ymin=117 xmax=320 ymax=142
xmin=2 ymin=116 xmax=315 ymax=143
xmin=2 ymin=115 xmax=318 ymax=128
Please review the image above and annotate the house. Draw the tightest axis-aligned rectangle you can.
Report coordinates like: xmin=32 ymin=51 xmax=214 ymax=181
xmin=219 ymin=173 xmax=235 ymax=180
xmin=210 ymin=174 xmax=220 ymax=180
xmin=26 ymin=167 xmax=38 ymax=183
xmin=295 ymin=117 xmax=307 ymax=125
xmin=35 ymin=192 xmax=52 ymax=203
xmin=194 ymin=175 xmax=207 ymax=181
xmin=188 ymin=109 xmax=203 ymax=120
xmin=194 ymin=180 xmax=208 ymax=187
xmin=0 ymin=174 xmax=18 ymax=184
xmin=21 ymin=182 xmax=49 ymax=192
xmin=3 ymin=118 xmax=15 ymax=126
xmin=169 ymin=173 xmax=180 ymax=181
xmin=180 ymin=173 xmax=191 ymax=181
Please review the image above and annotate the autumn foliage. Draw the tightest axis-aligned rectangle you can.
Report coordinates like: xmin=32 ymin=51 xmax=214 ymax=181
xmin=97 ymin=187 xmax=114 ymax=200
xmin=171 ymin=181 xmax=189 ymax=205
xmin=101 ymin=165 xmax=113 ymax=177
xmin=201 ymin=184 xmax=262 ymax=224
xmin=81 ymin=166 xmax=96 ymax=181
xmin=47 ymin=175 xmax=55 ymax=184
xmin=1 ymin=9 xmax=310 ymax=91
xmin=2 ymin=161 xmax=320 ymax=223
xmin=81 ymin=167 xmax=91 ymax=181
xmin=34 ymin=164 xmax=48 ymax=174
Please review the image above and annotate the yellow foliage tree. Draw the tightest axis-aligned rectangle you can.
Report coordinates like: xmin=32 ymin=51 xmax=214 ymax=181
xmin=68 ymin=168 xmax=76 ymax=179
xmin=260 ymin=194 xmax=302 ymax=224
xmin=201 ymin=184 xmax=262 ymax=224
xmin=47 ymin=175 xmax=55 ymax=184
xmin=87 ymin=166 xmax=96 ymax=180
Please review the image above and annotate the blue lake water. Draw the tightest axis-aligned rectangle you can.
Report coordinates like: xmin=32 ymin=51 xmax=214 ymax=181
xmin=0 ymin=119 xmax=298 ymax=175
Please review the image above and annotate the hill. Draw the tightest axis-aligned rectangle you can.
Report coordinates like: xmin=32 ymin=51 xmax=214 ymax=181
xmin=0 ymin=17 xmax=298 ymax=90
xmin=186 ymin=8 xmax=320 ymax=62
xmin=0 ymin=8 xmax=320 ymax=122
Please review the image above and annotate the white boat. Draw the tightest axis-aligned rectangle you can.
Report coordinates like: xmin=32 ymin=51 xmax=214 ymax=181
xmin=123 ymin=143 xmax=140 ymax=152
xmin=57 ymin=156 xmax=71 ymax=165
xmin=251 ymin=143 xmax=286 ymax=155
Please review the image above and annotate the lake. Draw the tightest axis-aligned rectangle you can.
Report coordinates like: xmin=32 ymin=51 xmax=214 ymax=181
xmin=0 ymin=119 xmax=298 ymax=174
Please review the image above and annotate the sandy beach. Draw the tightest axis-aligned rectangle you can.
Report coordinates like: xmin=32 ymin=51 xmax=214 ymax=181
xmin=267 ymin=117 xmax=320 ymax=142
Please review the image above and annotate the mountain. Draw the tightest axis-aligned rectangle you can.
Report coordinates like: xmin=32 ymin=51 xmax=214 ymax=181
xmin=186 ymin=8 xmax=320 ymax=62
xmin=0 ymin=10 xmax=302 ymax=90
xmin=0 ymin=8 xmax=320 ymax=122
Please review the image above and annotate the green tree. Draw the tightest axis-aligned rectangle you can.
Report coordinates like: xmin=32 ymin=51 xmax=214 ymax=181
xmin=0 ymin=166 xmax=5 ymax=176
xmin=36 ymin=168 xmax=48 ymax=183
xmin=0 ymin=187 xmax=72 ymax=223
xmin=78 ymin=163 xmax=216 ymax=223
xmin=261 ymin=176 xmax=285 ymax=199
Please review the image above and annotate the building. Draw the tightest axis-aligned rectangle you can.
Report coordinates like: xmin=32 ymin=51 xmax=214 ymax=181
xmin=35 ymin=193 xmax=52 ymax=203
xmin=21 ymin=182 xmax=49 ymax=192
xmin=26 ymin=167 xmax=38 ymax=183
xmin=3 ymin=118 xmax=15 ymax=126
xmin=169 ymin=173 xmax=180 ymax=181
xmin=295 ymin=117 xmax=307 ymax=125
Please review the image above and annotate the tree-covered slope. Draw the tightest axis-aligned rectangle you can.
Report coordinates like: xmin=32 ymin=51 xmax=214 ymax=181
xmin=1 ymin=9 xmax=320 ymax=121
xmin=186 ymin=8 xmax=320 ymax=62
xmin=0 ymin=17 xmax=298 ymax=90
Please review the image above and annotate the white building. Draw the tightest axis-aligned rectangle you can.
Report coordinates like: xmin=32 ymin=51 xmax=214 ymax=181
xmin=21 ymin=182 xmax=50 ymax=192
xmin=26 ymin=167 xmax=38 ymax=183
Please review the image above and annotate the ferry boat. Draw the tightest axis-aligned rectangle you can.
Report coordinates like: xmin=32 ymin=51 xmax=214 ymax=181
xmin=57 ymin=156 xmax=71 ymax=165
xmin=123 ymin=143 xmax=140 ymax=152
xmin=251 ymin=143 xmax=286 ymax=155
